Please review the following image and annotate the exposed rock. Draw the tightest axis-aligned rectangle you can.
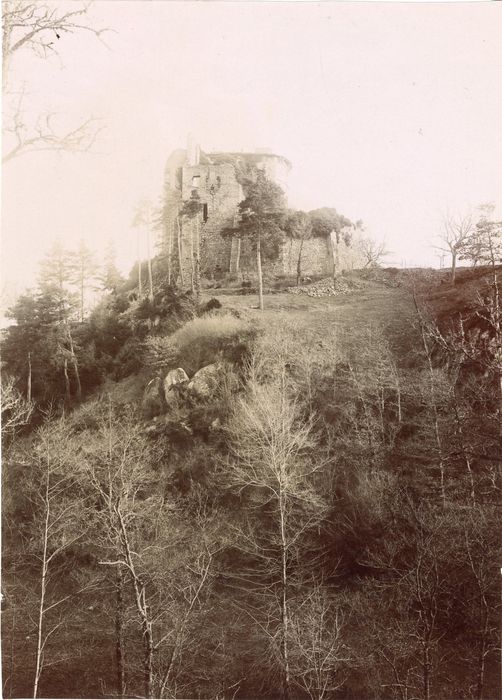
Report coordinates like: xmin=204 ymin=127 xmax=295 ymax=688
xmin=163 ymin=367 xmax=189 ymax=406
xmin=187 ymin=363 xmax=221 ymax=400
xmin=142 ymin=377 xmax=165 ymax=419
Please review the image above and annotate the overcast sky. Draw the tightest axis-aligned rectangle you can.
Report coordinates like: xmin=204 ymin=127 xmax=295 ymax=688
xmin=2 ymin=0 xmax=502 ymax=305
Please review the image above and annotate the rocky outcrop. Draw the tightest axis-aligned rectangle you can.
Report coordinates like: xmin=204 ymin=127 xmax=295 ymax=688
xmin=163 ymin=368 xmax=189 ymax=406
xmin=187 ymin=363 xmax=222 ymax=400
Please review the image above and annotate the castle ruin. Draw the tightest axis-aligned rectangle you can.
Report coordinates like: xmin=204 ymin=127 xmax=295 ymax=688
xmin=162 ymin=140 xmax=361 ymax=284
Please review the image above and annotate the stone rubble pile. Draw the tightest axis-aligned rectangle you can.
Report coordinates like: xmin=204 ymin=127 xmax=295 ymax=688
xmin=287 ymin=277 xmax=351 ymax=298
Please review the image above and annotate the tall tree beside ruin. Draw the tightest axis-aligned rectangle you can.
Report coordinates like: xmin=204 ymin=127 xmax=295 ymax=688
xmin=232 ymin=171 xmax=286 ymax=310
xmin=132 ymin=200 xmax=155 ymax=300
xmin=283 ymin=210 xmax=313 ymax=285
xmin=180 ymin=191 xmax=204 ymax=299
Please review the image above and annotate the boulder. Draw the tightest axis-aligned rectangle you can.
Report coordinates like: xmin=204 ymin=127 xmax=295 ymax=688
xmin=142 ymin=377 xmax=165 ymax=419
xmin=163 ymin=367 xmax=189 ymax=406
xmin=187 ymin=363 xmax=221 ymax=400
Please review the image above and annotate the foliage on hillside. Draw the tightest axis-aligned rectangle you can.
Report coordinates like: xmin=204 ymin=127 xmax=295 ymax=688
xmin=1 ymin=261 xmax=501 ymax=699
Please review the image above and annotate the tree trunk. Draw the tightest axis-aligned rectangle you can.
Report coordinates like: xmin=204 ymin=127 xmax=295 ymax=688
xmin=176 ymin=215 xmax=184 ymax=287
xmin=27 ymin=352 xmax=32 ymax=403
xmin=3 ymin=2 xmax=13 ymax=91
xmin=329 ymin=231 xmax=338 ymax=282
xmin=452 ymin=395 xmax=476 ymax=504
xmin=334 ymin=234 xmax=340 ymax=281
xmin=423 ymin=644 xmax=431 ymax=700
xmin=296 ymin=238 xmax=304 ymax=287
xmin=415 ymin=298 xmax=446 ymax=506
xmin=67 ymin=327 xmax=82 ymax=401
xmin=137 ymin=231 xmax=143 ymax=297
xmin=451 ymin=251 xmax=457 ymax=283
xmin=475 ymin=590 xmax=490 ymax=700
xmin=116 ymin=508 xmax=154 ymax=699
xmin=491 ymin=275 xmax=502 ymax=434
xmin=279 ymin=494 xmax=291 ymax=700
xmin=189 ymin=220 xmax=195 ymax=293
xmin=80 ymin=274 xmax=84 ymax=322
xmin=235 ymin=237 xmax=241 ymax=275
xmin=33 ymin=473 xmax=50 ymax=698
xmin=115 ymin=568 xmax=126 ymax=698
xmin=166 ymin=220 xmax=172 ymax=286
xmin=257 ymin=231 xmax=264 ymax=311
xmin=63 ymin=358 xmax=71 ymax=403
xmin=143 ymin=620 xmax=154 ymax=700
xmin=146 ymin=226 xmax=154 ymax=301
xmin=194 ymin=217 xmax=201 ymax=301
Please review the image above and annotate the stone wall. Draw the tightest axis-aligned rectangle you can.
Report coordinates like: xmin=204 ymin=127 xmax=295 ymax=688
xmin=161 ymin=147 xmax=364 ymax=285
xmin=274 ymin=237 xmax=332 ymax=277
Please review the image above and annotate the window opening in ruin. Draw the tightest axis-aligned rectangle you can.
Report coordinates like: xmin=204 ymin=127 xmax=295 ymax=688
xmin=192 ymin=175 xmax=201 ymax=188
xmin=203 ymin=203 xmax=208 ymax=222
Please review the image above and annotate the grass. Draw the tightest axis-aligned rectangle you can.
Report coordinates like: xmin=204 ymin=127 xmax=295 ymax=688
xmin=204 ymin=281 xmax=418 ymax=357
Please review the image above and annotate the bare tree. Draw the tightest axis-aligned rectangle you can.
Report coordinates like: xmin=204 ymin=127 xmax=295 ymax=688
xmin=362 ymin=502 xmax=452 ymax=700
xmin=460 ymin=510 xmax=500 ymax=700
xmin=360 ymin=237 xmax=389 ymax=268
xmin=283 ymin=210 xmax=313 ymax=286
xmin=2 ymin=1 xmax=107 ymax=85
xmin=2 ymin=90 xmax=103 ymax=163
xmin=413 ymin=297 xmax=448 ymax=506
xmin=2 ymin=1 xmax=108 ymax=162
xmin=83 ymin=402 xmax=216 ymax=698
xmin=435 ymin=212 xmax=474 ymax=282
xmin=226 ymin=375 xmax=329 ymax=699
xmin=22 ymin=418 xmax=90 ymax=697
xmin=288 ymin=586 xmax=350 ymax=700
xmin=1 ymin=375 xmax=34 ymax=441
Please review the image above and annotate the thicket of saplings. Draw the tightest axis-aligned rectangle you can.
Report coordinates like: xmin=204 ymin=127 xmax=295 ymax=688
xmin=1 ymin=265 xmax=501 ymax=700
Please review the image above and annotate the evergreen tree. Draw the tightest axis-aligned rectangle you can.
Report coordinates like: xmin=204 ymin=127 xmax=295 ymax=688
xmin=228 ymin=170 xmax=286 ymax=310
xmin=99 ymin=239 xmax=123 ymax=293
xmin=70 ymin=239 xmax=99 ymax=322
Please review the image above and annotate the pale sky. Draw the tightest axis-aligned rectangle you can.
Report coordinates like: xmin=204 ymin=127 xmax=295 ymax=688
xmin=2 ymin=1 xmax=502 ymax=306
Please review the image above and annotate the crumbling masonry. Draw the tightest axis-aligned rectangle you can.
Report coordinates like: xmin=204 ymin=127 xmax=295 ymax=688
xmin=162 ymin=141 xmax=360 ymax=284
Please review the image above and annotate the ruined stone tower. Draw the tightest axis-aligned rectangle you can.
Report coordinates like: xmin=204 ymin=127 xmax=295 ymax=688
xmin=162 ymin=141 xmax=291 ymax=282
xmin=161 ymin=141 xmax=361 ymax=284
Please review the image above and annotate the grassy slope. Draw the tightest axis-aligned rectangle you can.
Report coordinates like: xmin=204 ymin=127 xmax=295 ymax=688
xmin=209 ymin=282 xmax=419 ymax=360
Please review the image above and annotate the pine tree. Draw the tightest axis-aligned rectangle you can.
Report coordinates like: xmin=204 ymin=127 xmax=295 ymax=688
xmin=229 ymin=171 xmax=286 ymax=310
xmin=99 ymin=240 xmax=123 ymax=293
xmin=70 ymin=239 xmax=98 ymax=322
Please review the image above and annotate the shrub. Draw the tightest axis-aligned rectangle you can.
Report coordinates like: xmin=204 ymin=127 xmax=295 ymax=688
xmin=143 ymin=336 xmax=178 ymax=371
xmin=200 ymin=298 xmax=222 ymax=314
xmin=113 ymin=337 xmax=144 ymax=379
xmin=169 ymin=313 xmax=260 ymax=375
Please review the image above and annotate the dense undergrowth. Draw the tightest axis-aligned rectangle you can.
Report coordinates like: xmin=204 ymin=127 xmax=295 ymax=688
xmin=1 ymin=266 xmax=501 ymax=699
